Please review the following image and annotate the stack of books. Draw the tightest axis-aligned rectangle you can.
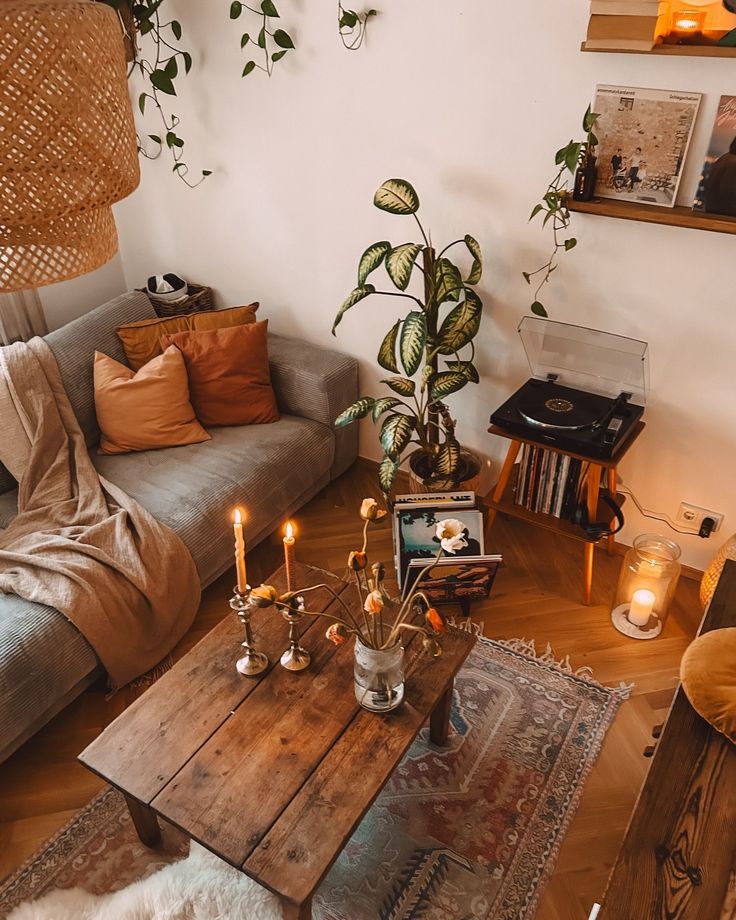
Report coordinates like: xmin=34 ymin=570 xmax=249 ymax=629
xmin=514 ymin=445 xmax=588 ymax=521
xmin=585 ymin=0 xmax=668 ymax=51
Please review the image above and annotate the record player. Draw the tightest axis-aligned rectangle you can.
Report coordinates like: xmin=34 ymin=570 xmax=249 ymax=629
xmin=490 ymin=317 xmax=648 ymax=460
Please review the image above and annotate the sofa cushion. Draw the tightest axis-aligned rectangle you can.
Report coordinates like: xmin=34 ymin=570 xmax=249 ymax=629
xmin=0 ymin=489 xmax=17 ymax=528
xmin=93 ymin=415 xmax=334 ymax=586
xmin=45 ymin=291 xmax=157 ymax=448
xmin=0 ymin=594 xmax=99 ymax=758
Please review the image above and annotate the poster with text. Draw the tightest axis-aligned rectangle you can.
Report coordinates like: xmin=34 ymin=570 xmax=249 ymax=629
xmin=593 ymin=85 xmax=702 ymax=208
xmin=693 ymin=95 xmax=736 ymax=217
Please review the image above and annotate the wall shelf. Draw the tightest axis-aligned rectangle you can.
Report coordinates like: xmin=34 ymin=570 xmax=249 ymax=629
xmin=567 ymin=197 xmax=736 ymax=235
xmin=580 ymin=41 xmax=736 ymax=57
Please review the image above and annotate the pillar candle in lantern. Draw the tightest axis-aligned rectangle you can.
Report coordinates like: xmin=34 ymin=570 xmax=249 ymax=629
xmin=233 ymin=508 xmax=248 ymax=594
xmin=628 ymin=588 xmax=655 ymax=627
xmin=284 ymin=521 xmax=296 ymax=592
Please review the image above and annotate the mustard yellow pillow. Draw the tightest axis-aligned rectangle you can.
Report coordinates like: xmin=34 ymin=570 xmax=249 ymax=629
xmin=680 ymin=627 xmax=736 ymax=744
xmin=116 ymin=302 xmax=259 ymax=371
xmin=94 ymin=347 xmax=211 ymax=455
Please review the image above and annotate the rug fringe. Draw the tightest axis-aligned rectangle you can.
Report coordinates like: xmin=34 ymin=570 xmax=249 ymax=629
xmin=448 ymin=621 xmax=634 ymax=700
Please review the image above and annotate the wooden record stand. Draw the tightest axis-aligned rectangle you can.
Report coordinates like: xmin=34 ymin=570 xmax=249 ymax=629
xmin=482 ymin=422 xmax=645 ymax=605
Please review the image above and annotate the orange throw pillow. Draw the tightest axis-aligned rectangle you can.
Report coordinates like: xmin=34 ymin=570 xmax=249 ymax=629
xmin=94 ymin=346 xmax=211 ymax=455
xmin=116 ymin=302 xmax=259 ymax=371
xmin=161 ymin=320 xmax=280 ymax=428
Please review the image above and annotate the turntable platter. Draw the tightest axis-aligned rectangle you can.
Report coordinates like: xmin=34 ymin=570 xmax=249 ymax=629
xmin=517 ymin=386 xmax=603 ymax=431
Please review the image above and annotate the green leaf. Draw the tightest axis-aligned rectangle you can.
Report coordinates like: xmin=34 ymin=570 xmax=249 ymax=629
xmin=182 ymin=51 xmax=192 ymax=73
xmin=564 ymin=238 xmax=577 ymax=251
xmin=165 ymin=56 xmax=178 ymax=79
xmin=371 ymin=397 xmax=402 ymax=422
xmin=380 ymin=414 xmax=414 ymax=458
xmin=436 ymin=289 xmax=482 ymax=355
xmin=377 ymin=319 xmax=400 ymax=373
xmin=242 ymin=60 xmax=256 ymax=76
xmin=139 ymin=18 xmax=153 ymax=34
xmin=261 ymin=0 xmax=279 ymax=15
xmin=148 ymin=133 xmax=161 ymax=144
xmin=138 ymin=92 xmax=146 ymax=115
xmin=385 ymin=242 xmax=422 ymax=291
xmin=241 ymin=32 xmax=250 ymax=47
xmin=230 ymin=0 xmax=242 ymax=17
xmin=381 ymin=376 xmax=415 ymax=397
xmin=429 ymin=372 xmax=467 ymax=401
xmin=202 ymin=169 xmax=212 ymax=176
xmin=373 ymin=178 xmax=420 ymax=215
xmin=434 ymin=258 xmax=463 ymax=304
xmin=531 ymin=301 xmax=548 ymax=317
xmin=150 ymin=69 xmax=176 ymax=95
xmin=171 ymin=19 xmax=182 ymax=39
xmin=378 ymin=455 xmax=399 ymax=494
xmin=464 ymin=234 xmax=482 ymax=285
xmin=529 ymin=203 xmax=544 ymax=221
xmin=273 ymin=29 xmax=294 ymax=48
xmin=257 ymin=26 xmax=266 ymax=47
xmin=434 ymin=439 xmax=460 ymax=477
xmin=332 ymin=284 xmax=375 ymax=333
xmin=399 ymin=311 xmax=427 ymax=377
xmin=357 ymin=240 xmax=391 ymax=285
xmin=522 ymin=271 xmax=531 ymax=284
xmin=335 ymin=397 xmax=375 ymax=428
xmin=165 ymin=131 xmax=183 ymax=148
xmin=271 ymin=50 xmax=287 ymax=62
xmin=339 ymin=9 xmax=358 ymax=27
xmin=445 ymin=360 xmax=479 ymax=383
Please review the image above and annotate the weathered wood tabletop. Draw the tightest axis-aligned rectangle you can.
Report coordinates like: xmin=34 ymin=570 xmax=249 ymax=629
xmin=80 ymin=561 xmax=476 ymax=920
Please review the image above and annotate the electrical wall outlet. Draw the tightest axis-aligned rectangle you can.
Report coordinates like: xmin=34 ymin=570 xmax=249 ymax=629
xmin=676 ymin=503 xmax=724 ymax=535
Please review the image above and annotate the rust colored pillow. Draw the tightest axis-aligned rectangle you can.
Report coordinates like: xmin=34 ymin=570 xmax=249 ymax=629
xmin=680 ymin=627 xmax=736 ymax=744
xmin=116 ymin=302 xmax=259 ymax=371
xmin=161 ymin=320 xmax=279 ymax=428
xmin=94 ymin=346 xmax=211 ymax=455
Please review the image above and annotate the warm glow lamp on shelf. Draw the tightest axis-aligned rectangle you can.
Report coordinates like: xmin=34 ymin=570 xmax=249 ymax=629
xmin=670 ymin=7 xmax=708 ymax=40
xmin=611 ymin=534 xmax=682 ymax=640
xmin=0 ymin=0 xmax=140 ymax=293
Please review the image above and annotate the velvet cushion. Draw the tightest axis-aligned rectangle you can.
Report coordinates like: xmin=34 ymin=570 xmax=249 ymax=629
xmin=116 ymin=303 xmax=259 ymax=371
xmin=161 ymin=320 xmax=279 ymax=428
xmin=680 ymin=627 xmax=736 ymax=744
xmin=94 ymin=347 xmax=211 ymax=455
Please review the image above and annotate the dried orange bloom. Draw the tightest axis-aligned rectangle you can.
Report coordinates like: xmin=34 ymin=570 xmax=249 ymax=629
xmin=422 ymin=636 xmax=443 ymax=658
xmin=326 ymin=623 xmax=348 ymax=646
xmin=348 ymin=550 xmax=367 ymax=571
xmin=249 ymin=584 xmax=278 ymax=607
xmin=425 ymin=607 xmax=446 ymax=634
xmin=364 ymin=590 xmax=384 ymax=615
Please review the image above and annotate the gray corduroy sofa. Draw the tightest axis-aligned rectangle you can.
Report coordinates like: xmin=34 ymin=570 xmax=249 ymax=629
xmin=0 ymin=291 xmax=358 ymax=762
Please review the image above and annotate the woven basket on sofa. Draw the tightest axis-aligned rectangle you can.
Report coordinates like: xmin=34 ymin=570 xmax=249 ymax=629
xmin=137 ymin=283 xmax=214 ymax=318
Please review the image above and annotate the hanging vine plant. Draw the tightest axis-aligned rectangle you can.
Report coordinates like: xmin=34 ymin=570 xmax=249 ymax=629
xmin=338 ymin=3 xmax=377 ymax=50
xmin=230 ymin=0 xmax=295 ymax=77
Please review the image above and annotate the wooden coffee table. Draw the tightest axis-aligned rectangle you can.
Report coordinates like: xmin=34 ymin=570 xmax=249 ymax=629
xmin=79 ymin=562 xmax=475 ymax=919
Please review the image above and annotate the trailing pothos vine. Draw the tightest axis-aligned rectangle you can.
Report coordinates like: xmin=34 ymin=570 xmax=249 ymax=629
xmin=338 ymin=4 xmax=377 ymax=50
xmin=230 ymin=0 xmax=295 ymax=77
xmin=523 ymin=105 xmax=600 ymax=317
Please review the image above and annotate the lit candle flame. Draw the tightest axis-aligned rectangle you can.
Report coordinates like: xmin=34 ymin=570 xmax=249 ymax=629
xmin=285 ymin=521 xmax=294 ymax=540
xmin=234 ymin=508 xmax=242 ymax=525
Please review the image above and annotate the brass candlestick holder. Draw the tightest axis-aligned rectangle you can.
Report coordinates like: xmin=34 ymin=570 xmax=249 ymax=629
xmin=230 ymin=586 xmax=269 ymax=677
xmin=280 ymin=597 xmax=311 ymax=671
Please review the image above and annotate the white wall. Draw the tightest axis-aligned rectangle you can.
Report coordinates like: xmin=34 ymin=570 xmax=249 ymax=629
xmin=39 ymin=253 xmax=126 ymax=331
xmin=114 ymin=0 xmax=736 ymax=571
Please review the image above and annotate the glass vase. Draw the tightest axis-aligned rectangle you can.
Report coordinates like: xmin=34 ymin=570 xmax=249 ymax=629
xmin=353 ymin=637 xmax=405 ymax=712
xmin=611 ymin=533 xmax=682 ymax=640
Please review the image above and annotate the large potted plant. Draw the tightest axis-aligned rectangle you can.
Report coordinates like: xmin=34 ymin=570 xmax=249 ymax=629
xmin=332 ymin=178 xmax=484 ymax=496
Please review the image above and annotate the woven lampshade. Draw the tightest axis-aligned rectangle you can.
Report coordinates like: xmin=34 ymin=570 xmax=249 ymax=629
xmin=0 ymin=0 xmax=140 ymax=292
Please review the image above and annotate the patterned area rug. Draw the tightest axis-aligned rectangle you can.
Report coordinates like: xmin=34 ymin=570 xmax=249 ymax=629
xmin=0 ymin=635 xmax=631 ymax=920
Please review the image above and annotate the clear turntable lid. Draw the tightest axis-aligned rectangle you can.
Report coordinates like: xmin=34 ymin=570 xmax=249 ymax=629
xmin=518 ymin=317 xmax=649 ymax=404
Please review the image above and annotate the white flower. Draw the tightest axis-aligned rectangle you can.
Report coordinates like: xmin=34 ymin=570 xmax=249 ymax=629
xmin=435 ymin=518 xmax=468 ymax=554
xmin=364 ymin=590 xmax=384 ymax=615
xmin=359 ymin=498 xmax=387 ymax=522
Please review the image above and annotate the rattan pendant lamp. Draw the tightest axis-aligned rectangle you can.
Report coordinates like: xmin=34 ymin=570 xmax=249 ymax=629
xmin=0 ymin=0 xmax=140 ymax=292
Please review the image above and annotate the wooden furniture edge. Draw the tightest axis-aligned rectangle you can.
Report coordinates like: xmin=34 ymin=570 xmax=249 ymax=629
xmin=567 ymin=197 xmax=736 ymax=236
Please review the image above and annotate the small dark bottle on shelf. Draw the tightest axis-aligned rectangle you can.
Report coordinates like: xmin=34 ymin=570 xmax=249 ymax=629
xmin=573 ymin=156 xmax=597 ymax=202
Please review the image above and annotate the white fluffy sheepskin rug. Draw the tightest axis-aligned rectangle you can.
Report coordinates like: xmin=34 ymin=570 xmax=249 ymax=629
xmin=7 ymin=841 xmax=284 ymax=920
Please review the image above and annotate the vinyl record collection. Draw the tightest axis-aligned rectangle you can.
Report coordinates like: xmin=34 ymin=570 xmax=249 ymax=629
xmin=514 ymin=444 xmax=588 ymax=520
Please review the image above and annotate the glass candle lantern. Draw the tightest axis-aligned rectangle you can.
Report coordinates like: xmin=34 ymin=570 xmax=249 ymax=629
xmin=611 ymin=534 xmax=682 ymax=640
xmin=670 ymin=8 xmax=707 ymax=41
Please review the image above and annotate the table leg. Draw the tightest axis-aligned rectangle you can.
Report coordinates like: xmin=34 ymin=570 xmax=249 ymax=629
xmin=281 ymin=896 xmax=312 ymax=919
xmin=483 ymin=440 xmax=521 ymax=541
xmin=123 ymin=792 xmax=161 ymax=847
xmin=583 ymin=464 xmax=602 ymax=606
xmin=607 ymin=467 xmax=618 ymax=556
xmin=430 ymin=682 xmax=454 ymax=746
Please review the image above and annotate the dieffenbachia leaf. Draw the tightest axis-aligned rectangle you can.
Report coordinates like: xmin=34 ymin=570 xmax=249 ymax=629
xmin=332 ymin=284 xmax=375 ymax=333
xmin=429 ymin=371 xmax=468 ymax=401
xmin=334 ymin=397 xmax=375 ymax=427
xmin=434 ymin=438 xmax=461 ymax=477
xmin=464 ymin=234 xmax=482 ymax=285
xmin=381 ymin=376 xmax=415 ymax=397
xmin=436 ymin=289 xmax=482 ymax=355
xmin=385 ymin=242 xmax=422 ymax=291
xmin=380 ymin=413 xmax=415 ymax=458
xmin=373 ymin=178 xmax=420 ymax=215
xmin=434 ymin=258 xmax=463 ymax=304
xmin=445 ymin=359 xmax=479 ymax=383
xmin=372 ymin=397 xmax=402 ymax=422
xmin=378 ymin=455 xmax=399 ymax=494
xmin=358 ymin=241 xmax=391 ymax=285
xmin=377 ymin=319 xmax=400 ymax=373
xmin=399 ymin=310 xmax=427 ymax=377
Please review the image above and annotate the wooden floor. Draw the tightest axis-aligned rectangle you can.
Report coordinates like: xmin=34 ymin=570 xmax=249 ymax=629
xmin=0 ymin=459 xmax=702 ymax=919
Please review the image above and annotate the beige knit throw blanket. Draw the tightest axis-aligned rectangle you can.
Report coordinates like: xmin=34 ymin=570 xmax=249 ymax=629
xmin=0 ymin=338 xmax=201 ymax=688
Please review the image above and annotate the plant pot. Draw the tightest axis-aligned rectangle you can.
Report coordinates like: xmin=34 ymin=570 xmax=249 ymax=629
xmin=573 ymin=160 xmax=598 ymax=202
xmin=354 ymin=637 xmax=405 ymax=712
xmin=407 ymin=447 xmax=482 ymax=495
